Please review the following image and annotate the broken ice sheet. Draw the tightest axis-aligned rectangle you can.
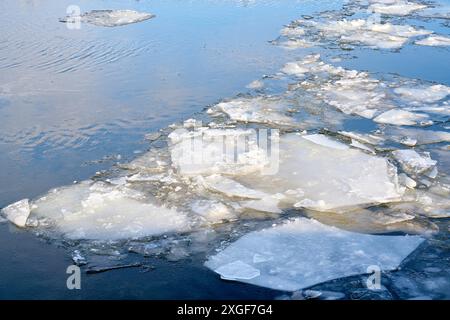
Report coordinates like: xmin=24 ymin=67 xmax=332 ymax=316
xmin=205 ymin=218 xmax=424 ymax=291
xmin=374 ymin=109 xmax=430 ymax=126
xmin=1 ymin=199 xmax=30 ymax=227
xmin=60 ymin=10 xmax=155 ymax=27
xmin=392 ymin=149 xmax=437 ymax=175
xmin=368 ymin=1 xmax=427 ymax=16
xmin=281 ymin=18 xmax=432 ymax=50
xmin=384 ymin=127 xmax=450 ymax=145
xmin=416 ymin=35 xmax=450 ymax=46
xmin=209 ymin=96 xmax=296 ymax=126
xmin=235 ymin=133 xmax=404 ymax=212
xmin=30 ymin=180 xmax=190 ymax=240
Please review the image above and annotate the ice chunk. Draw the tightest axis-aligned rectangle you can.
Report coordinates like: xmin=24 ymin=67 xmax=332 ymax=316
xmin=238 ymin=133 xmax=403 ymax=212
xmin=302 ymin=134 xmax=349 ymax=150
xmin=191 ymin=200 xmax=235 ymax=223
xmin=214 ymin=260 xmax=261 ymax=281
xmin=350 ymin=139 xmax=376 ymax=154
xmin=369 ymin=2 xmax=427 ymax=16
xmin=60 ymin=10 xmax=155 ymax=27
xmin=239 ymin=197 xmax=282 ymax=214
xmin=205 ymin=218 xmax=424 ymax=291
xmin=394 ymin=85 xmax=450 ymax=103
xmin=295 ymin=18 xmax=432 ymax=50
xmin=31 ymin=182 xmax=189 ymax=240
xmin=211 ymin=97 xmax=294 ymax=126
xmin=1 ymin=199 xmax=30 ymax=227
xmin=320 ymin=76 xmax=388 ymax=118
xmin=246 ymin=80 xmax=264 ymax=89
xmin=338 ymin=131 xmax=384 ymax=145
xmin=385 ymin=127 xmax=450 ymax=145
xmin=374 ymin=109 xmax=430 ymax=126
xmin=416 ymin=35 xmax=450 ymax=46
xmin=169 ymin=128 xmax=272 ymax=176
xmin=201 ymin=174 xmax=269 ymax=200
xmin=399 ymin=173 xmax=417 ymax=189
xmin=392 ymin=150 xmax=437 ymax=174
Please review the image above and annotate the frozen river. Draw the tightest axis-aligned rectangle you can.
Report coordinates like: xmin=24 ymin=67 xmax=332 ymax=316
xmin=0 ymin=0 xmax=449 ymax=299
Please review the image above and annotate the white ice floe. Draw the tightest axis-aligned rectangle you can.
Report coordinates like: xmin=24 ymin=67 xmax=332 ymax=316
xmin=385 ymin=127 xmax=450 ymax=145
xmin=31 ymin=181 xmax=189 ymax=240
xmin=392 ymin=150 xmax=437 ymax=175
xmin=398 ymin=173 xmax=417 ymax=189
xmin=169 ymin=128 xmax=272 ymax=176
xmin=291 ymin=18 xmax=432 ymax=49
xmin=416 ymin=35 xmax=450 ymax=46
xmin=191 ymin=200 xmax=235 ymax=223
xmin=1 ymin=199 xmax=30 ymax=227
xmin=338 ymin=131 xmax=385 ymax=145
xmin=205 ymin=218 xmax=424 ymax=291
xmin=246 ymin=80 xmax=264 ymax=89
xmin=211 ymin=96 xmax=294 ymax=126
xmin=239 ymin=133 xmax=403 ymax=212
xmin=302 ymin=134 xmax=349 ymax=150
xmin=61 ymin=10 xmax=155 ymax=27
xmin=374 ymin=109 xmax=430 ymax=126
xmin=394 ymin=85 xmax=450 ymax=103
xmin=369 ymin=1 xmax=427 ymax=16
xmin=350 ymin=139 xmax=376 ymax=154
xmin=200 ymin=174 xmax=270 ymax=200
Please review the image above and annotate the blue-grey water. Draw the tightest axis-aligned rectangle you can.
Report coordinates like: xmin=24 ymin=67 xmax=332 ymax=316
xmin=0 ymin=0 xmax=449 ymax=299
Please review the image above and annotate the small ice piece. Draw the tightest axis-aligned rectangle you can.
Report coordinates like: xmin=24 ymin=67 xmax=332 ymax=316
xmin=302 ymin=134 xmax=350 ymax=150
xmin=394 ymin=85 xmax=450 ymax=103
xmin=240 ymin=197 xmax=282 ymax=214
xmin=214 ymin=260 xmax=261 ymax=281
xmin=370 ymin=211 xmax=416 ymax=225
xmin=385 ymin=127 xmax=450 ymax=145
xmin=212 ymin=96 xmax=294 ymax=126
xmin=205 ymin=218 xmax=424 ymax=291
xmin=60 ymin=10 xmax=155 ymax=27
xmin=201 ymin=174 xmax=269 ymax=200
xmin=246 ymin=80 xmax=264 ymax=89
xmin=398 ymin=173 xmax=417 ymax=189
xmin=191 ymin=200 xmax=235 ymax=223
xmin=374 ymin=109 xmax=430 ymax=126
xmin=416 ymin=35 xmax=450 ymax=47
xmin=338 ymin=131 xmax=384 ymax=145
xmin=392 ymin=150 xmax=437 ymax=174
xmin=1 ymin=199 xmax=30 ymax=227
xmin=350 ymin=139 xmax=376 ymax=154
xmin=280 ymin=26 xmax=306 ymax=37
xmin=369 ymin=2 xmax=427 ymax=16
xmin=72 ymin=250 xmax=87 ymax=266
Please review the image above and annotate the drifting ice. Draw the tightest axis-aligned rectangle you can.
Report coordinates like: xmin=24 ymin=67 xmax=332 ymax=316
xmin=205 ymin=218 xmax=424 ymax=291
xmin=60 ymin=10 xmax=155 ymax=27
xmin=1 ymin=199 xmax=30 ymax=227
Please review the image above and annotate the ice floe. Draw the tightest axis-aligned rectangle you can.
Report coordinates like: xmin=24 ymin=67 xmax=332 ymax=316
xmin=279 ymin=18 xmax=432 ymax=50
xmin=1 ymin=199 xmax=30 ymax=227
xmin=392 ymin=150 xmax=437 ymax=175
xmin=205 ymin=218 xmax=424 ymax=291
xmin=30 ymin=181 xmax=190 ymax=240
xmin=416 ymin=35 xmax=450 ymax=46
xmin=60 ymin=10 xmax=155 ymax=27
xmin=369 ymin=1 xmax=427 ymax=16
xmin=374 ymin=109 xmax=430 ymax=126
xmin=394 ymin=85 xmax=450 ymax=103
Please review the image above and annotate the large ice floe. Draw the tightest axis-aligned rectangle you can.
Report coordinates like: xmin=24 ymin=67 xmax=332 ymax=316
xmin=59 ymin=10 xmax=155 ymax=27
xmin=205 ymin=218 xmax=424 ymax=291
